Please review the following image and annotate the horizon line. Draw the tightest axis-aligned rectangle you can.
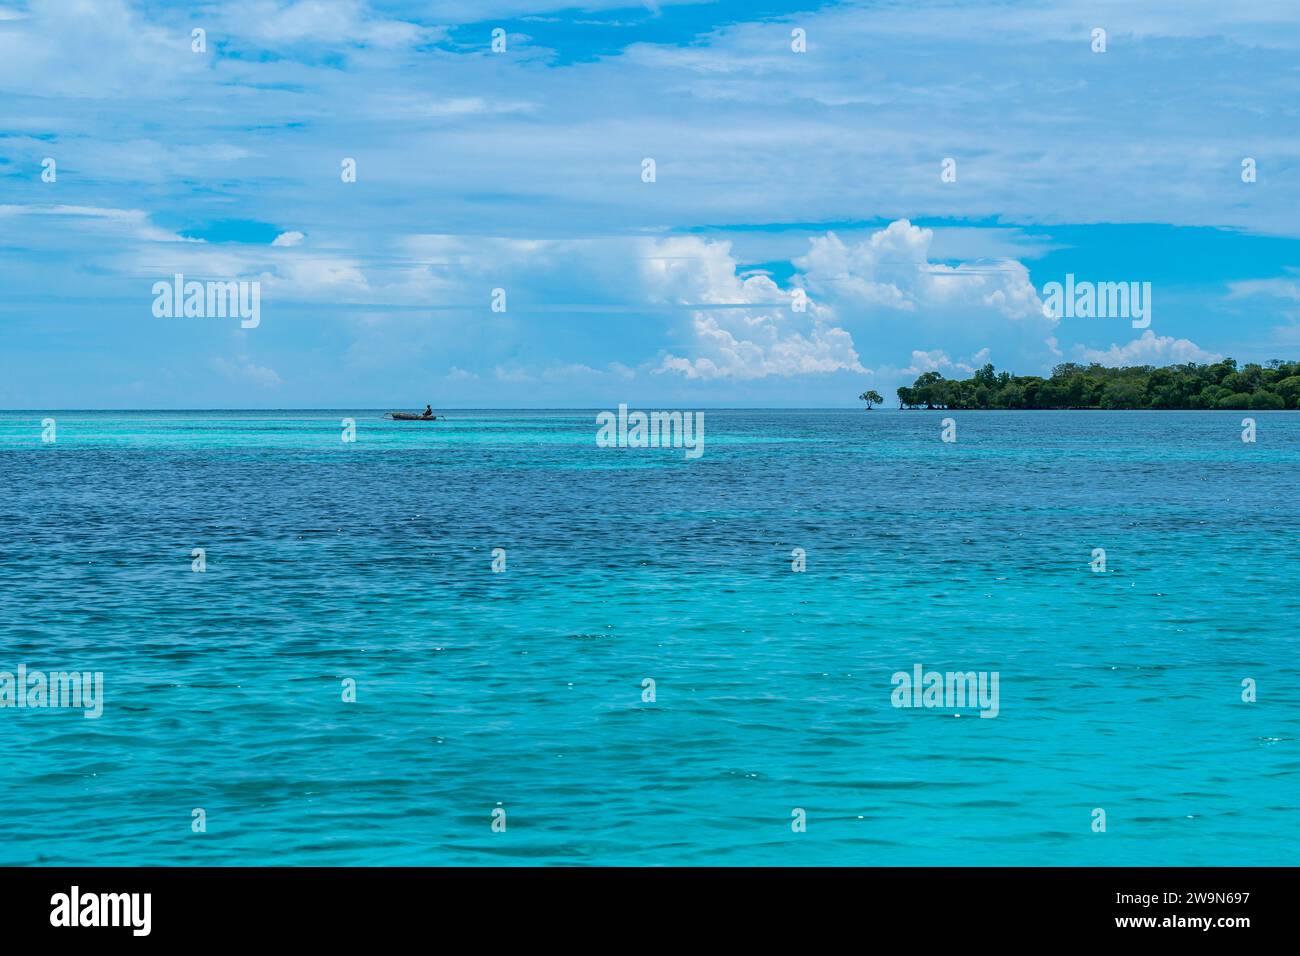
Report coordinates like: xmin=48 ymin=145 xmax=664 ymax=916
xmin=2 ymin=407 xmax=1294 ymax=414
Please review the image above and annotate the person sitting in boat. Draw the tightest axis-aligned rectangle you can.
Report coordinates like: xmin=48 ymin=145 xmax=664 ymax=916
xmin=423 ymin=405 xmax=433 ymax=418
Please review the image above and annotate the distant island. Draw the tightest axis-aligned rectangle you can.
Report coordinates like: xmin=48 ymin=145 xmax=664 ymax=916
xmin=891 ymin=359 xmax=1300 ymax=410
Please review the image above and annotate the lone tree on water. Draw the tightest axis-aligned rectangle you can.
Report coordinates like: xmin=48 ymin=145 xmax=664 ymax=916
xmin=859 ymin=389 xmax=884 ymax=410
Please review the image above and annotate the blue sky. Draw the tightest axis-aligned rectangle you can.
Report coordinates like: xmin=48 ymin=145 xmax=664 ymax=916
xmin=2 ymin=0 xmax=1299 ymax=408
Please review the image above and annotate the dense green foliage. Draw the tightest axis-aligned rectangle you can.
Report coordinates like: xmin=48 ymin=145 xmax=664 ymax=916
xmin=896 ymin=360 xmax=1300 ymax=410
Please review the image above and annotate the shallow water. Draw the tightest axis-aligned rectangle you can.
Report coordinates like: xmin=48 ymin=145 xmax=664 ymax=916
xmin=0 ymin=409 xmax=1297 ymax=865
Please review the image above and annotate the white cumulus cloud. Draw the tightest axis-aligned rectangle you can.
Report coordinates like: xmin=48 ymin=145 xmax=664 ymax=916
xmin=1074 ymin=330 xmax=1221 ymax=366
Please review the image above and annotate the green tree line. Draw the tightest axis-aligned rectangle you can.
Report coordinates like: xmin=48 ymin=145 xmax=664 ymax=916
xmin=896 ymin=359 xmax=1300 ymax=410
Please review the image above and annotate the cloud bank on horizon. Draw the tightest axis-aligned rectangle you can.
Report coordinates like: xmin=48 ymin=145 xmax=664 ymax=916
xmin=1 ymin=0 xmax=1299 ymax=407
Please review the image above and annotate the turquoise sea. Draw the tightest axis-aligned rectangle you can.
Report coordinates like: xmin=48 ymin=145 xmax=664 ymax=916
xmin=1 ymin=409 xmax=1297 ymax=866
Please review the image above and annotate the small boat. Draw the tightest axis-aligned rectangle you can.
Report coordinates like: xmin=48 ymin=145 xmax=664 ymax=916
xmin=388 ymin=412 xmax=438 ymax=421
